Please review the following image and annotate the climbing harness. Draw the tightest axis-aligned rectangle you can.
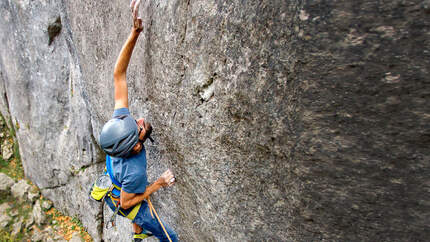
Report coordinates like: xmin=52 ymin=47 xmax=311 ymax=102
xmin=89 ymin=155 xmax=172 ymax=242
xmin=107 ymin=195 xmax=121 ymax=228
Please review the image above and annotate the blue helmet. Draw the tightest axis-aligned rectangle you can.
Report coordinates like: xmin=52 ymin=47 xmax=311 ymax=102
xmin=99 ymin=115 xmax=139 ymax=158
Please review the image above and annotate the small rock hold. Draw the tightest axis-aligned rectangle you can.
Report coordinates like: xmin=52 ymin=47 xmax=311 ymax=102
xmin=382 ymin=72 xmax=401 ymax=84
xmin=299 ymin=10 xmax=309 ymax=21
xmin=373 ymin=26 xmax=395 ymax=39
xmin=302 ymin=210 xmax=313 ymax=221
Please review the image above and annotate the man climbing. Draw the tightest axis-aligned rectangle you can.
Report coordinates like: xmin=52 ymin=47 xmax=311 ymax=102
xmin=98 ymin=2 xmax=178 ymax=241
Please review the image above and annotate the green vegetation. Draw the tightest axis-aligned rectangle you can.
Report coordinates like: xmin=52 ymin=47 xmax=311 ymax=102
xmin=0 ymin=194 xmax=31 ymax=241
xmin=0 ymin=113 xmax=92 ymax=241
xmin=0 ymin=114 xmax=24 ymax=180
xmin=0 ymin=230 xmax=17 ymax=242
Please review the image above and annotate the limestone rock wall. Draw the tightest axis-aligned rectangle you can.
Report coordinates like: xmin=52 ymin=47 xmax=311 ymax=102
xmin=0 ymin=0 xmax=429 ymax=241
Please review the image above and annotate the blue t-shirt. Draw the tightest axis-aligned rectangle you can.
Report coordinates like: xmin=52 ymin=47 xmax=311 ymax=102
xmin=110 ymin=108 xmax=148 ymax=194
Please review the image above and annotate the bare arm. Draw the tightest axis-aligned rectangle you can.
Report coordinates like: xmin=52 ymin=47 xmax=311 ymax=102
xmin=120 ymin=169 xmax=175 ymax=209
xmin=113 ymin=18 xmax=143 ymax=109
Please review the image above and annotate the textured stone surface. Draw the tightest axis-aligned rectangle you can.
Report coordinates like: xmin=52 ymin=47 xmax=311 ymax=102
xmin=11 ymin=179 xmax=30 ymax=200
xmin=0 ymin=0 xmax=429 ymax=241
xmin=31 ymin=229 xmax=44 ymax=242
xmin=0 ymin=173 xmax=14 ymax=193
xmin=11 ymin=218 xmax=23 ymax=236
xmin=28 ymin=190 xmax=40 ymax=203
xmin=25 ymin=215 xmax=34 ymax=229
xmin=33 ymin=200 xmax=46 ymax=226
xmin=0 ymin=205 xmax=12 ymax=229
xmin=69 ymin=232 xmax=84 ymax=242
xmin=41 ymin=200 xmax=53 ymax=210
xmin=293 ymin=1 xmax=430 ymax=241
xmin=1 ymin=138 xmax=13 ymax=160
xmin=0 ymin=203 xmax=11 ymax=214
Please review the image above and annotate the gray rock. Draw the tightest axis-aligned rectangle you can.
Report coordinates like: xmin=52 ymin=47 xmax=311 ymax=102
xmin=42 ymin=226 xmax=57 ymax=242
xmin=32 ymin=200 xmax=46 ymax=226
xmin=41 ymin=200 xmax=52 ymax=210
xmin=31 ymin=229 xmax=44 ymax=242
xmin=28 ymin=190 xmax=40 ymax=202
xmin=11 ymin=179 xmax=30 ymax=200
xmin=69 ymin=232 xmax=83 ymax=242
xmin=43 ymin=226 xmax=54 ymax=234
xmin=1 ymin=139 xmax=13 ymax=160
xmin=0 ymin=0 xmax=429 ymax=241
xmin=25 ymin=215 xmax=34 ymax=229
xmin=0 ymin=213 xmax=12 ymax=229
xmin=52 ymin=235 xmax=67 ymax=242
xmin=11 ymin=218 xmax=23 ymax=236
xmin=0 ymin=173 xmax=15 ymax=193
xmin=9 ymin=209 xmax=18 ymax=217
xmin=0 ymin=203 xmax=11 ymax=214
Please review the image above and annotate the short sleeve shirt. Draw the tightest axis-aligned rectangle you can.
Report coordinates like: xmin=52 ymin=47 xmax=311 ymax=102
xmin=110 ymin=108 xmax=148 ymax=194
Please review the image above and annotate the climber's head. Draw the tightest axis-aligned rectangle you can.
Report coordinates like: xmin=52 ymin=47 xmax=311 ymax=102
xmin=131 ymin=118 xmax=153 ymax=155
xmin=99 ymin=116 xmax=152 ymax=158
xmin=99 ymin=115 xmax=138 ymax=157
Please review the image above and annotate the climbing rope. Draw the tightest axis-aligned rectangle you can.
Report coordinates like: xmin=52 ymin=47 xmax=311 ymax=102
xmin=147 ymin=197 xmax=172 ymax=242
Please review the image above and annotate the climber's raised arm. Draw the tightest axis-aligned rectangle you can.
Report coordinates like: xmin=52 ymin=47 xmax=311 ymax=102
xmin=113 ymin=17 xmax=143 ymax=110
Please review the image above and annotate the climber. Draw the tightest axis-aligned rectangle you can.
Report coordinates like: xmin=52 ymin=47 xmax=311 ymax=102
xmin=98 ymin=2 xmax=178 ymax=242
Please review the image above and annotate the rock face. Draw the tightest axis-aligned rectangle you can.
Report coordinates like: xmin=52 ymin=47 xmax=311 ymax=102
xmin=11 ymin=179 xmax=30 ymax=200
xmin=33 ymin=200 xmax=46 ymax=226
xmin=1 ymin=138 xmax=13 ymax=160
xmin=0 ymin=173 xmax=14 ymax=193
xmin=0 ymin=203 xmax=12 ymax=229
xmin=0 ymin=0 xmax=429 ymax=241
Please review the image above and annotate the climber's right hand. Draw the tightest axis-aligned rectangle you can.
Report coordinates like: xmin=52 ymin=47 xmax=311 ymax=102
xmin=130 ymin=0 xmax=141 ymax=20
xmin=133 ymin=17 xmax=143 ymax=33
xmin=130 ymin=0 xmax=143 ymax=33
xmin=157 ymin=169 xmax=175 ymax=188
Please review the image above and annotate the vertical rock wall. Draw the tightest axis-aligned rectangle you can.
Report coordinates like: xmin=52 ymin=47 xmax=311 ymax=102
xmin=0 ymin=0 xmax=429 ymax=241
xmin=295 ymin=1 xmax=430 ymax=240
